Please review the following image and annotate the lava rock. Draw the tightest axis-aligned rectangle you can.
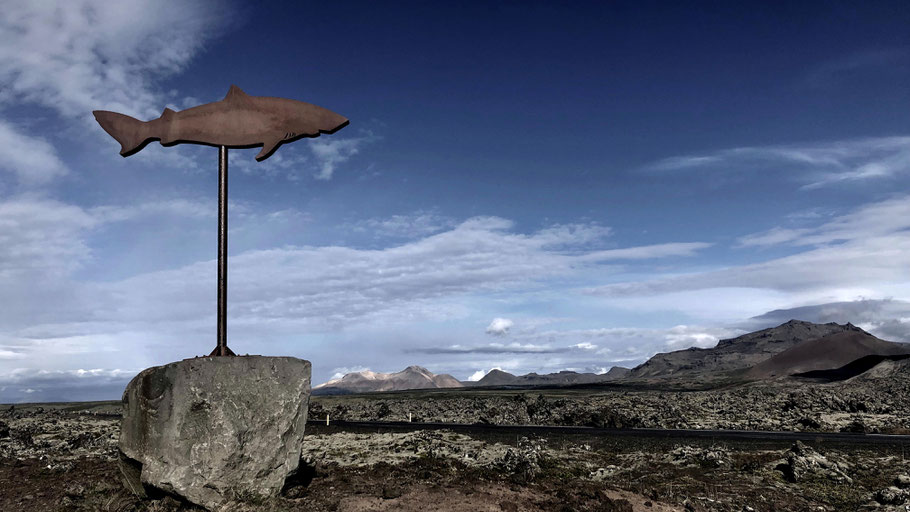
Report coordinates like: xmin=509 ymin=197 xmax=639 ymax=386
xmin=874 ymin=486 xmax=910 ymax=505
xmin=775 ymin=441 xmax=853 ymax=484
xmin=119 ymin=356 xmax=311 ymax=510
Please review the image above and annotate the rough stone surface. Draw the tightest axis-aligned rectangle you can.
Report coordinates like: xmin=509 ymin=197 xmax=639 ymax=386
xmin=774 ymin=441 xmax=853 ymax=484
xmin=119 ymin=356 xmax=311 ymax=510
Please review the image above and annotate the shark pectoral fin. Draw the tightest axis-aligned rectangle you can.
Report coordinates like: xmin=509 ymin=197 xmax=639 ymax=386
xmin=255 ymin=137 xmax=282 ymax=161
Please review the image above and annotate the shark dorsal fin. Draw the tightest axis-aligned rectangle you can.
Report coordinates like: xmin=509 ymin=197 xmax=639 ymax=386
xmin=224 ymin=85 xmax=253 ymax=104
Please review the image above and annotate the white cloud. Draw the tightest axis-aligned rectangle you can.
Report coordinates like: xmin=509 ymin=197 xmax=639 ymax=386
xmin=663 ymin=325 xmax=723 ymax=348
xmin=328 ymin=366 xmax=371 ymax=380
xmin=513 ymin=325 xmax=742 ymax=359
xmin=739 ymin=196 xmax=910 ymax=248
xmin=742 ymin=299 xmax=910 ymax=342
xmin=736 ymin=227 xmax=810 ymax=248
xmin=0 ymin=367 xmax=138 ymax=402
xmin=91 ymin=198 xmax=212 ymax=223
xmin=414 ymin=342 xmax=559 ymax=354
xmin=0 ymin=121 xmax=69 ymax=185
xmin=594 ymin=195 xmax=910 ymax=298
xmin=580 ymin=242 xmax=712 ymax=261
xmin=309 ymin=136 xmax=369 ymax=180
xmin=0 ymin=1 xmax=230 ymax=181
xmin=486 ymin=317 xmax=514 ymax=336
xmin=0 ymin=350 xmax=24 ymax=360
xmin=0 ymin=206 xmax=713 ymax=398
xmin=805 ymin=49 xmax=909 ymax=88
xmin=467 ymin=367 xmax=501 ymax=381
xmin=0 ymin=197 xmax=98 ymax=277
xmin=644 ymin=136 xmax=910 ymax=189
xmin=0 ymin=0 xmax=229 ymax=119
xmin=352 ymin=211 xmax=455 ymax=239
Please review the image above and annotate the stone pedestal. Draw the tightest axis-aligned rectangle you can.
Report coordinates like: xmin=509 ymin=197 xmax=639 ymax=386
xmin=119 ymin=356 xmax=311 ymax=510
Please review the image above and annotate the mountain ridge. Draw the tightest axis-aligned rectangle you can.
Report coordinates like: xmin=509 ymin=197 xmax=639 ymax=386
xmin=313 ymin=365 xmax=463 ymax=395
xmin=629 ymin=319 xmax=858 ymax=379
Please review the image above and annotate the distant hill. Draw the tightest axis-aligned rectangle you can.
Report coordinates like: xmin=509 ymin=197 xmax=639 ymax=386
xmin=747 ymin=326 xmax=910 ymax=379
xmin=472 ymin=367 xmax=630 ymax=387
xmin=629 ymin=320 xmax=853 ymax=379
xmin=313 ymin=366 xmax=463 ymax=395
xmin=474 ymin=369 xmax=518 ymax=386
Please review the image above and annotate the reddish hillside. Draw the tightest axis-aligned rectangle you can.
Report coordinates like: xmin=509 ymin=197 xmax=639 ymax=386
xmin=630 ymin=320 xmax=850 ymax=378
xmin=746 ymin=327 xmax=910 ymax=379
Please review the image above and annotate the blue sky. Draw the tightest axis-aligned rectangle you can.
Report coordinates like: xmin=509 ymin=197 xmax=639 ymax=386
xmin=1 ymin=1 xmax=910 ymax=401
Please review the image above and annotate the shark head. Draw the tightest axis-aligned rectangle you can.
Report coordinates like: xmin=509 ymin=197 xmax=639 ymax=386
xmin=285 ymin=100 xmax=349 ymax=141
xmin=256 ymin=98 xmax=349 ymax=161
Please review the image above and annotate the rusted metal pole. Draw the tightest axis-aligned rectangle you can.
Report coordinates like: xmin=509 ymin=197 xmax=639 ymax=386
xmin=211 ymin=146 xmax=235 ymax=356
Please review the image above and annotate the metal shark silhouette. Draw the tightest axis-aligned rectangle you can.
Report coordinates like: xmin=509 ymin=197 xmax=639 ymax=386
xmin=92 ymin=85 xmax=349 ymax=161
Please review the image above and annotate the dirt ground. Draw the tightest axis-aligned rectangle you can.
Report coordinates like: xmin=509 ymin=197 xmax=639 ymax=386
xmin=3 ymin=403 xmax=910 ymax=511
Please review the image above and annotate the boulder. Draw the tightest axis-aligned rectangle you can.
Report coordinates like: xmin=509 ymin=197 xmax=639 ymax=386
xmin=874 ymin=486 xmax=910 ymax=505
xmin=119 ymin=356 xmax=311 ymax=510
xmin=774 ymin=441 xmax=852 ymax=484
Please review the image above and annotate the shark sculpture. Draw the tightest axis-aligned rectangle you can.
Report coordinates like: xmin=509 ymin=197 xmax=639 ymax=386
xmin=93 ymin=85 xmax=348 ymax=161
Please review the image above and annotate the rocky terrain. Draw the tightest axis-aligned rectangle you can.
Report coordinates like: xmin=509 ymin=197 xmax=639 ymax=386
xmin=6 ymin=319 xmax=910 ymax=510
xmin=310 ymin=356 xmax=910 ymax=434
xmin=3 ymin=404 xmax=910 ymax=511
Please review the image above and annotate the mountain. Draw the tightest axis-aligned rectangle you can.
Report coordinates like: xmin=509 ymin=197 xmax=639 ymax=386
xmin=603 ymin=366 xmax=631 ymax=379
xmin=630 ymin=320 xmax=857 ymax=379
xmin=747 ymin=327 xmax=910 ymax=378
xmin=474 ymin=369 xmax=518 ymax=386
xmin=472 ymin=367 xmax=631 ymax=387
xmin=313 ymin=366 xmax=464 ymax=395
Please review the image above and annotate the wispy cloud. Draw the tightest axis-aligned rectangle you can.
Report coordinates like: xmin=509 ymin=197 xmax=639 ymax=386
xmin=741 ymin=299 xmax=910 ymax=342
xmin=0 ymin=197 xmax=98 ymax=277
xmin=350 ymin=211 xmax=455 ymax=239
xmin=0 ymin=367 xmax=138 ymax=403
xmin=580 ymin=242 xmax=712 ymax=261
xmin=644 ymin=136 xmax=910 ymax=189
xmin=738 ymin=195 xmax=910 ymax=248
xmin=736 ymin=227 xmax=810 ymax=248
xmin=592 ymin=195 xmax=910 ymax=298
xmin=0 ymin=1 xmax=231 ymax=185
xmin=805 ymin=48 xmax=909 ymax=88
xmin=412 ymin=342 xmax=560 ymax=355
xmin=0 ymin=200 xmax=715 ymax=400
xmin=0 ymin=1 xmax=230 ymax=119
xmin=0 ymin=121 xmax=68 ymax=185
xmin=309 ymin=133 xmax=375 ymax=180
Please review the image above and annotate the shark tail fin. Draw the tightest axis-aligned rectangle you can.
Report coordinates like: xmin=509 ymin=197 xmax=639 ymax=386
xmin=92 ymin=110 xmax=149 ymax=156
